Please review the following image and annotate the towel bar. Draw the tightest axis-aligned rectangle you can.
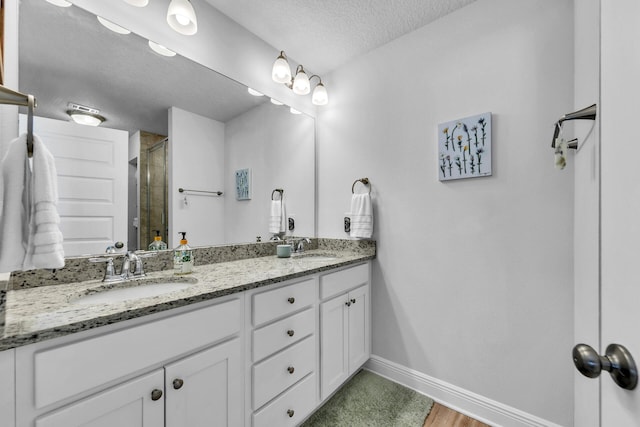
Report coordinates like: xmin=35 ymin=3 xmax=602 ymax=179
xmin=178 ymin=188 xmax=223 ymax=196
xmin=352 ymin=178 xmax=371 ymax=194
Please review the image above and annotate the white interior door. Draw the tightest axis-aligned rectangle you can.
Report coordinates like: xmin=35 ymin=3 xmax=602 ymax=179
xmin=19 ymin=115 xmax=128 ymax=256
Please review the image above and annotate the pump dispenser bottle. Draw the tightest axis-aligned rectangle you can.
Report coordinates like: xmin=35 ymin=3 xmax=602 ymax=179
xmin=148 ymin=230 xmax=168 ymax=251
xmin=174 ymin=232 xmax=193 ymax=275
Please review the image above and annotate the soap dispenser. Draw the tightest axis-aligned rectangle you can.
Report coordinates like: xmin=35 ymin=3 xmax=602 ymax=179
xmin=174 ymin=232 xmax=194 ymax=275
xmin=148 ymin=230 xmax=168 ymax=251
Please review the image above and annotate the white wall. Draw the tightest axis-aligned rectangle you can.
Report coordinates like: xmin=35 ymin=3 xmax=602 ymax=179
xmin=169 ymin=107 xmax=225 ymax=248
xmin=224 ymin=103 xmax=315 ymax=243
xmin=317 ymin=0 xmax=574 ymax=425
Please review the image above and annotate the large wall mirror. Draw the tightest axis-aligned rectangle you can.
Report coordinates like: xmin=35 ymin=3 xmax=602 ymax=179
xmin=18 ymin=0 xmax=315 ymax=255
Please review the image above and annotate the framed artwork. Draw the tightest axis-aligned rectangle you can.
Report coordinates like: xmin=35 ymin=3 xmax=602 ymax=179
xmin=438 ymin=112 xmax=492 ymax=181
xmin=235 ymin=168 xmax=251 ymax=200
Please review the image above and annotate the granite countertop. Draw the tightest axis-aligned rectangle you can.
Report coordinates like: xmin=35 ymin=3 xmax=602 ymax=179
xmin=0 ymin=248 xmax=374 ymax=351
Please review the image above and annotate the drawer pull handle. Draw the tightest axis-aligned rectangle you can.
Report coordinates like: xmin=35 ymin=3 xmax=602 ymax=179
xmin=288 ymin=297 xmax=295 ymax=304
xmin=173 ymin=378 xmax=184 ymax=390
xmin=287 ymin=329 xmax=295 ymax=337
xmin=351 ymin=298 xmax=356 ymax=304
xmin=287 ymin=366 xmax=295 ymax=374
xmin=151 ymin=389 xmax=163 ymax=401
xmin=345 ymin=301 xmax=352 ymax=307
xmin=287 ymin=409 xmax=295 ymax=418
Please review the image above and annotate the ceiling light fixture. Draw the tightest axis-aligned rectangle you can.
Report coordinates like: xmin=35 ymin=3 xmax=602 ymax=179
xmin=45 ymin=0 xmax=72 ymax=7
xmin=247 ymin=88 xmax=264 ymax=97
xmin=270 ymin=98 xmax=284 ymax=106
xmin=123 ymin=0 xmax=149 ymax=6
xmin=148 ymin=40 xmax=177 ymax=57
xmin=271 ymin=50 xmax=328 ymax=106
xmin=67 ymin=103 xmax=105 ymax=126
xmin=167 ymin=0 xmax=198 ymax=35
xmin=97 ymin=16 xmax=131 ymax=34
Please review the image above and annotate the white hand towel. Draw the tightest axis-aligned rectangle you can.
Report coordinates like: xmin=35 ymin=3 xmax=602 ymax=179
xmin=0 ymin=135 xmax=30 ymax=272
xmin=349 ymin=193 xmax=373 ymax=239
xmin=268 ymin=199 xmax=286 ymax=234
xmin=23 ymin=135 xmax=65 ymax=270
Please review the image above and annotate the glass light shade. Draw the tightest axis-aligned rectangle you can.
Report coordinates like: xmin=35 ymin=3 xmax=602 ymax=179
xmin=167 ymin=0 xmax=198 ymax=35
xmin=45 ymin=0 xmax=72 ymax=7
xmin=290 ymin=107 xmax=301 ymax=115
xmin=272 ymin=55 xmax=292 ymax=84
xmin=123 ymin=0 xmax=149 ymax=6
xmin=270 ymin=98 xmax=284 ymax=106
xmin=292 ymin=69 xmax=310 ymax=95
xmin=69 ymin=112 xmax=104 ymax=127
xmin=312 ymin=83 xmax=328 ymax=105
xmin=148 ymin=40 xmax=176 ymax=57
xmin=247 ymin=88 xmax=264 ymax=97
xmin=97 ymin=16 xmax=131 ymax=35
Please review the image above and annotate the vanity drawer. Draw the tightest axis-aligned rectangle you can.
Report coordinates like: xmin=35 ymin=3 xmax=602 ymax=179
xmin=320 ymin=263 xmax=369 ymax=300
xmin=253 ymin=373 xmax=317 ymax=427
xmin=253 ymin=278 xmax=316 ymax=327
xmin=26 ymin=297 xmax=241 ymax=410
xmin=253 ymin=307 xmax=315 ymax=362
xmin=253 ymin=335 xmax=315 ymax=409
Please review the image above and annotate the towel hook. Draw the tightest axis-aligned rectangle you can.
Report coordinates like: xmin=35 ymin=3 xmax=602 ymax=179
xmin=352 ymin=178 xmax=371 ymax=194
xmin=272 ymin=188 xmax=284 ymax=200
xmin=27 ymin=95 xmax=36 ymax=158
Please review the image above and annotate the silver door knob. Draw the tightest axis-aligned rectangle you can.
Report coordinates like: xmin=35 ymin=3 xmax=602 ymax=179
xmin=573 ymin=343 xmax=638 ymax=390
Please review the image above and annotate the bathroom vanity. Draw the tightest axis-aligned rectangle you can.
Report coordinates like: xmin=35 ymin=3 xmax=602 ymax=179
xmin=0 ymin=240 xmax=374 ymax=427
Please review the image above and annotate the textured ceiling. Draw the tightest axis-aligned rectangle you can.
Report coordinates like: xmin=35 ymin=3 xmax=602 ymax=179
xmin=203 ymin=0 xmax=477 ymax=75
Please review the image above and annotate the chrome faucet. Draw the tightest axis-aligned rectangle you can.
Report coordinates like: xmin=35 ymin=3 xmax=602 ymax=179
xmin=90 ymin=250 xmax=156 ymax=282
xmin=294 ymin=238 xmax=311 ymax=253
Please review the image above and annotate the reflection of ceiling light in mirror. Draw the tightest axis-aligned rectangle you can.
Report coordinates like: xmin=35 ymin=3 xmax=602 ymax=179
xmin=167 ymin=0 xmax=198 ymax=35
xmin=97 ymin=16 xmax=131 ymax=34
xmin=148 ymin=40 xmax=176 ymax=57
xmin=247 ymin=88 xmax=264 ymax=97
xmin=67 ymin=103 xmax=105 ymax=126
xmin=123 ymin=0 xmax=149 ymax=6
xmin=290 ymin=108 xmax=301 ymax=115
xmin=270 ymin=98 xmax=284 ymax=106
xmin=45 ymin=0 xmax=72 ymax=7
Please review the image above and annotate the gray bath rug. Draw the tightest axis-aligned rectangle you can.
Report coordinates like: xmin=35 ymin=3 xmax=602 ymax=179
xmin=301 ymin=369 xmax=434 ymax=426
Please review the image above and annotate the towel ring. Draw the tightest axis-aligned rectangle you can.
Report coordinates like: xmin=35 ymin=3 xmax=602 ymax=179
xmin=352 ymin=178 xmax=371 ymax=194
xmin=272 ymin=188 xmax=284 ymax=200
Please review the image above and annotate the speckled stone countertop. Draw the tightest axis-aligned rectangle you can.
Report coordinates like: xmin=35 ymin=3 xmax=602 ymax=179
xmin=0 ymin=241 xmax=374 ymax=351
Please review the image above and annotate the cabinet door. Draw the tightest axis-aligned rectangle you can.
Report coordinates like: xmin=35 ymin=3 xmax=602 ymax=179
xmin=35 ymin=370 xmax=164 ymax=427
xmin=320 ymin=295 xmax=349 ymax=400
xmin=165 ymin=338 xmax=242 ymax=427
xmin=348 ymin=284 xmax=370 ymax=371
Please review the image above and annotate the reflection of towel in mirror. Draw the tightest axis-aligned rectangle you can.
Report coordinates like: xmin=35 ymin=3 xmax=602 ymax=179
xmin=350 ymin=193 xmax=373 ymax=239
xmin=0 ymin=134 xmax=65 ymax=272
xmin=268 ymin=200 xmax=286 ymax=234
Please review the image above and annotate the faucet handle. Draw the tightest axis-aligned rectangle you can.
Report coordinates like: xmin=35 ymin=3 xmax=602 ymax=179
xmin=89 ymin=257 xmax=119 ymax=282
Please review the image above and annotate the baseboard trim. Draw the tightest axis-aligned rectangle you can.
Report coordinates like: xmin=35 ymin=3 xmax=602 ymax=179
xmin=365 ymin=355 xmax=564 ymax=427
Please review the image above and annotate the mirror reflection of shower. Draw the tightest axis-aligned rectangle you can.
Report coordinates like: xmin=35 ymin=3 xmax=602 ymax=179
xmin=128 ymin=132 xmax=169 ymax=251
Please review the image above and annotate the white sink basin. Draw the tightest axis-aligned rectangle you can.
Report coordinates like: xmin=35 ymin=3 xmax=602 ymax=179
xmin=72 ymin=277 xmax=197 ymax=305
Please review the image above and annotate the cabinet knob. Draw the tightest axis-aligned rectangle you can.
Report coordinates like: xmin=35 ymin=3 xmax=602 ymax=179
xmin=151 ymin=389 xmax=163 ymax=401
xmin=287 ymin=329 xmax=295 ymax=337
xmin=173 ymin=378 xmax=184 ymax=390
xmin=351 ymin=298 xmax=356 ymax=304
xmin=287 ymin=297 xmax=295 ymax=304
xmin=345 ymin=301 xmax=352 ymax=307
xmin=287 ymin=409 xmax=295 ymax=418
xmin=287 ymin=366 xmax=295 ymax=374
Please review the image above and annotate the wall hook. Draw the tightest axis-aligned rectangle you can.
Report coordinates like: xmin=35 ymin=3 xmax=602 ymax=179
xmin=551 ymin=104 xmax=597 ymax=148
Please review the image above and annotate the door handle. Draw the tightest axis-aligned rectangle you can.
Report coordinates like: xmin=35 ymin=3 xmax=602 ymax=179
xmin=572 ymin=343 xmax=638 ymax=390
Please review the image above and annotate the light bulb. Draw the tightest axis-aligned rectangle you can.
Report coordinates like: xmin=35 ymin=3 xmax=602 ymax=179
xmin=167 ymin=0 xmax=198 ymax=35
xmin=272 ymin=53 xmax=292 ymax=84
xmin=312 ymin=83 xmax=328 ymax=105
xmin=175 ymin=14 xmax=190 ymax=26
xmin=292 ymin=69 xmax=310 ymax=95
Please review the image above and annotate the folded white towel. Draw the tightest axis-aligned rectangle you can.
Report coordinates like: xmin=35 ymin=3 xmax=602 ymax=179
xmin=0 ymin=134 xmax=64 ymax=272
xmin=350 ymin=193 xmax=373 ymax=239
xmin=268 ymin=199 xmax=286 ymax=234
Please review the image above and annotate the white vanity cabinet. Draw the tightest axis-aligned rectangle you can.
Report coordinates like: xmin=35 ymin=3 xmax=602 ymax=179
xmin=0 ymin=349 xmax=16 ymax=427
xmin=247 ymin=277 xmax=319 ymax=427
xmin=319 ymin=263 xmax=371 ymax=400
xmin=15 ymin=296 xmax=243 ymax=427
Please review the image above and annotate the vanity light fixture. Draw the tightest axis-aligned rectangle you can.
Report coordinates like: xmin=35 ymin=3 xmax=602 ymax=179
xmin=271 ymin=50 xmax=328 ymax=105
xmin=67 ymin=103 xmax=105 ymax=127
xmin=167 ymin=0 xmax=198 ymax=35
xmin=97 ymin=16 xmax=131 ymax=35
xmin=45 ymin=0 xmax=72 ymax=7
xmin=123 ymin=0 xmax=149 ymax=6
xmin=247 ymin=88 xmax=264 ymax=97
xmin=270 ymin=98 xmax=284 ymax=106
xmin=148 ymin=40 xmax=177 ymax=57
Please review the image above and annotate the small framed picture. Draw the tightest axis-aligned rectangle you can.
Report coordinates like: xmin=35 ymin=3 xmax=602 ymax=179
xmin=235 ymin=168 xmax=251 ymax=200
xmin=438 ymin=112 xmax=492 ymax=181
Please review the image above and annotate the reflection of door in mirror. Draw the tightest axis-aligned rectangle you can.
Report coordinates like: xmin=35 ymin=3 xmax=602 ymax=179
xmin=142 ymin=136 xmax=168 ymax=250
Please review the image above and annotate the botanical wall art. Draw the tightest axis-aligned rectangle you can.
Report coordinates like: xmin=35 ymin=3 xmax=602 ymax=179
xmin=235 ymin=168 xmax=251 ymax=200
xmin=438 ymin=112 xmax=492 ymax=181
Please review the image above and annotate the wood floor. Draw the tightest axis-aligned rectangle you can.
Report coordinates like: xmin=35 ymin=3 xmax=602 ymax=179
xmin=423 ymin=403 xmax=492 ymax=427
